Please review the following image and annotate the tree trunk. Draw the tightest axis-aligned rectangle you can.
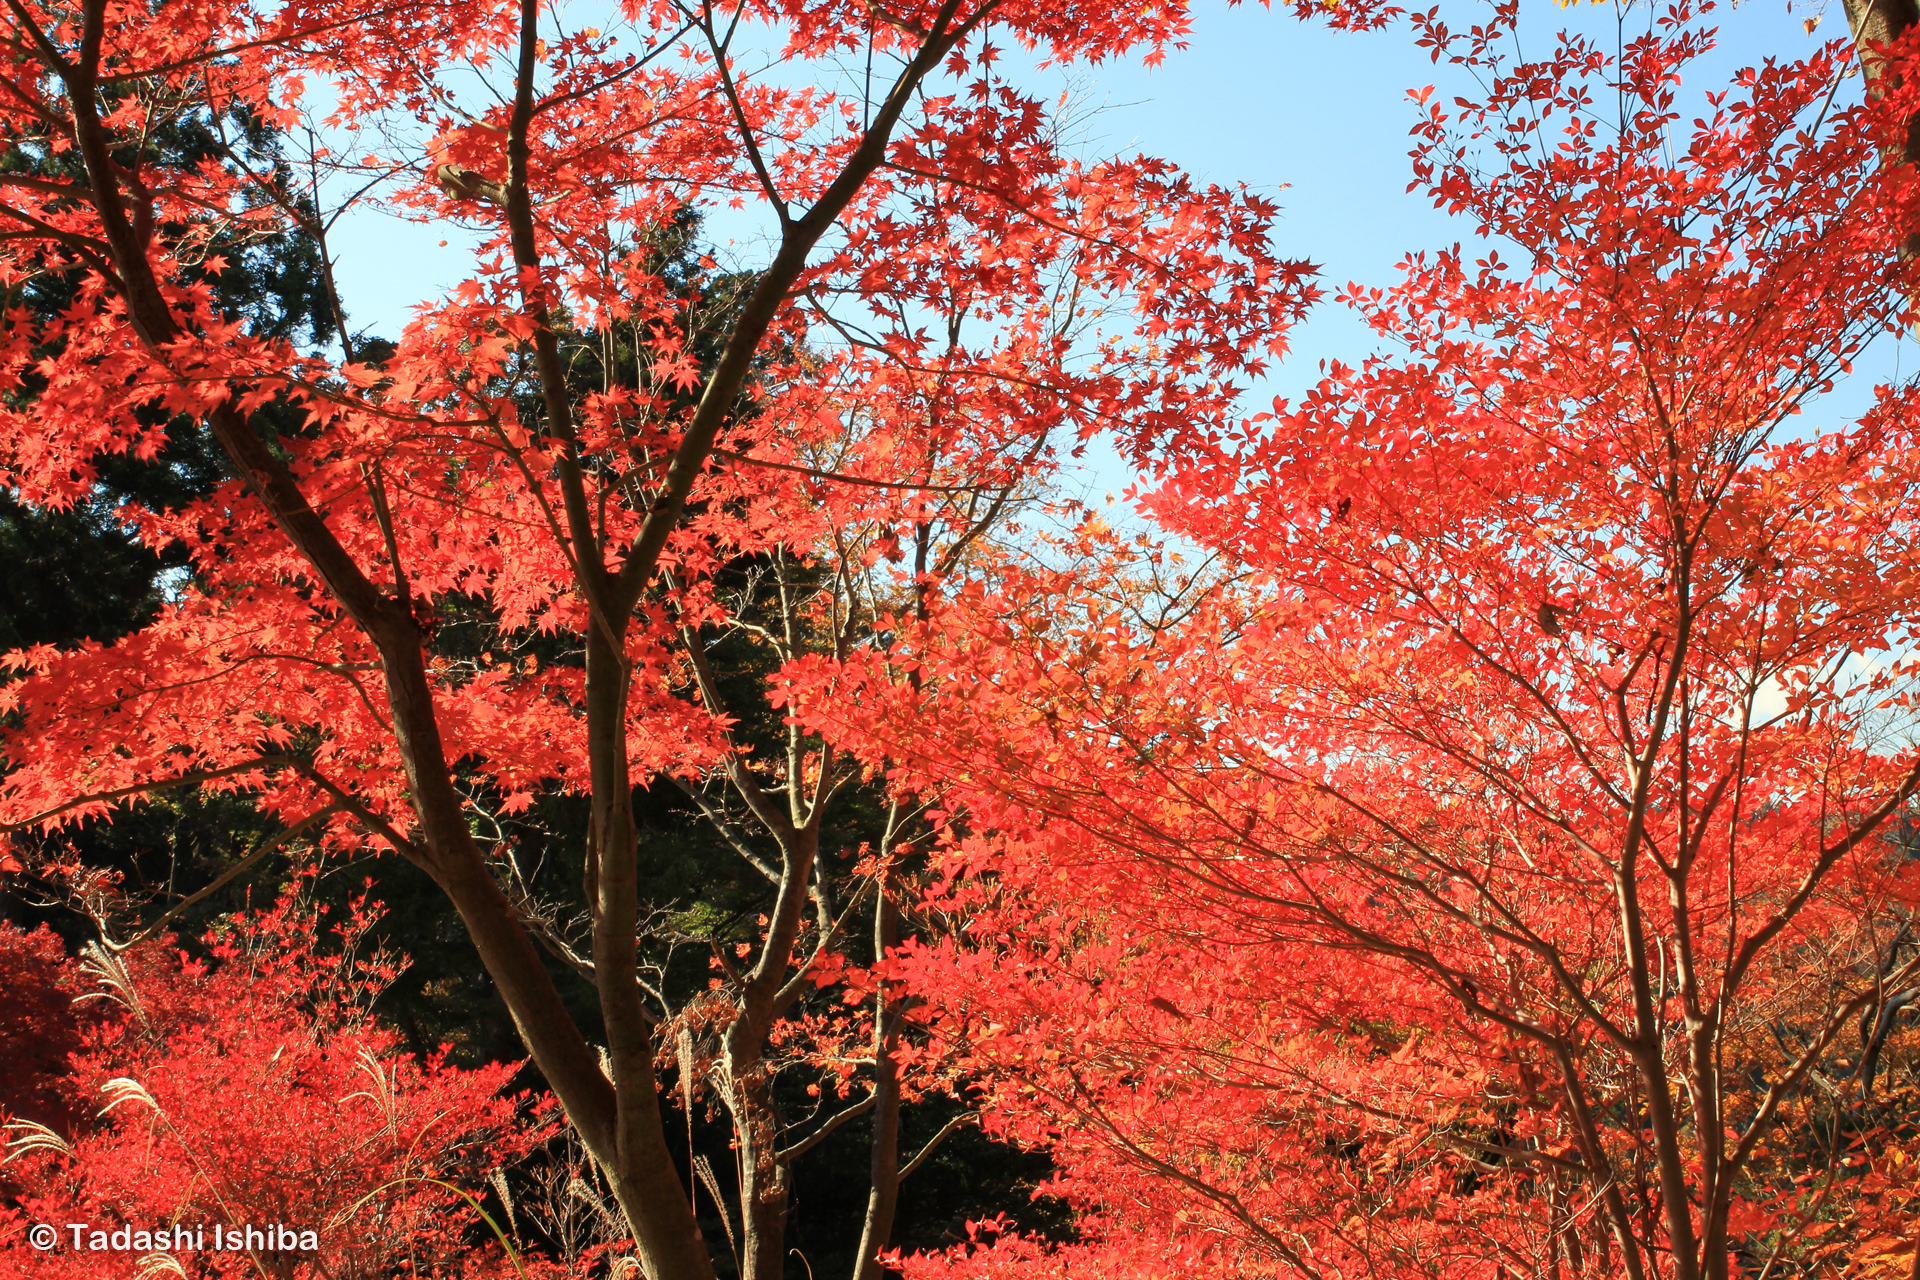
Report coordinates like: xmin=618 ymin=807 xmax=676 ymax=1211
xmin=1844 ymin=0 xmax=1920 ymax=254
xmin=731 ymin=1058 xmax=794 ymax=1280
xmin=585 ymin=621 xmax=719 ymax=1280
xmin=851 ymin=883 xmax=903 ymax=1280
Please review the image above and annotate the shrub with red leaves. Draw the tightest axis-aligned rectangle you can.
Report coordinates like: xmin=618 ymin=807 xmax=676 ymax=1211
xmin=0 ymin=893 xmax=557 ymax=1278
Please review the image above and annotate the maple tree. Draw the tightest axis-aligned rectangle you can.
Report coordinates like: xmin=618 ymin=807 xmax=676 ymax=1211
xmin=0 ymin=891 xmax=547 ymax=1279
xmin=787 ymin=4 xmax=1920 ymax=1278
xmin=0 ymin=0 xmax=1393 ymax=1271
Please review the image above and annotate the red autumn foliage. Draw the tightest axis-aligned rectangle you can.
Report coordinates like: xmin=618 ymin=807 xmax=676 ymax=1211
xmin=12 ymin=0 xmax=1920 ymax=1266
xmin=0 ymin=892 xmax=550 ymax=1279
xmin=785 ymin=5 xmax=1920 ymax=1279
xmin=0 ymin=0 xmax=1394 ymax=1269
xmin=0 ymin=924 xmax=89 ymax=1136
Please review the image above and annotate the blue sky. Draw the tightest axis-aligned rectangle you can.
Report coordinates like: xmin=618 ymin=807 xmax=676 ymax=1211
xmin=1072 ymin=0 xmax=1845 ymax=386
